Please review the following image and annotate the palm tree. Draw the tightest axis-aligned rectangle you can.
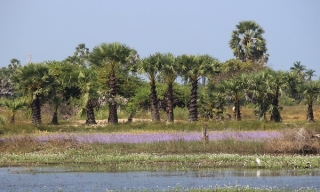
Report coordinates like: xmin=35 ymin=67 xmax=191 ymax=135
xmin=78 ymin=68 xmax=99 ymax=124
xmin=48 ymin=61 xmax=86 ymax=124
xmin=297 ymin=81 xmax=320 ymax=122
xmin=89 ymin=42 xmax=137 ymax=124
xmin=305 ymin=69 xmax=316 ymax=81
xmin=159 ymin=53 xmax=178 ymax=123
xmin=177 ymin=54 xmax=219 ymax=122
xmin=229 ymin=21 xmax=268 ymax=65
xmin=8 ymin=58 xmax=21 ymax=73
xmin=11 ymin=63 xmax=55 ymax=125
xmin=65 ymin=43 xmax=90 ymax=67
xmin=138 ymin=53 xmax=163 ymax=122
xmin=247 ymin=71 xmax=272 ymax=120
xmin=217 ymin=76 xmax=245 ymax=120
xmin=290 ymin=61 xmax=306 ymax=80
xmin=0 ymin=98 xmax=27 ymax=124
xmin=264 ymin=70 xmax=288 ymax=122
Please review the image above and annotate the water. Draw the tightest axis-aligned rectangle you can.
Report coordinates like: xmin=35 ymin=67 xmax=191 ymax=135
xmin=1 ymin=167 xmax=320 ymax=191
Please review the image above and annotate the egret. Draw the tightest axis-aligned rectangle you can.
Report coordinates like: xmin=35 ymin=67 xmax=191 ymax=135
xmin=256 ymin=158 xmax=261 ymax=167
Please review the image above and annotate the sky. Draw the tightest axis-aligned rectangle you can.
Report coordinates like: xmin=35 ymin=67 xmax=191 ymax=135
xmin=1 ymin=0 xmax=320 ymax=79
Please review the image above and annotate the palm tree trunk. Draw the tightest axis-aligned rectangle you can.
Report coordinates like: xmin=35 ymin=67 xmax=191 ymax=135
xmin=51 ymin=111 xmax=59 ymax=125
xmin=166 ymin=83 xmax=174 ymax=123
xmin=189 ymin=80 xmax=198 ymax=122
xmin=31 ymin=96 xmax=41 ymax=125
xmin=270 ymin=90 xmax=281 ymax=122
xmin=108 ymin=71 xmax=118 ymax=124
xmin=234 ymin=100 xmax=241 ymax=121
xmin=307 ymin=104 xmax=314 ymax=122
xmin=86 ymin=99 xmax=97 ymax=125
xmin=150 ymin=80 xmax=160 ymax=122
xmin=10 ymin=114 xmax=15 ymax=124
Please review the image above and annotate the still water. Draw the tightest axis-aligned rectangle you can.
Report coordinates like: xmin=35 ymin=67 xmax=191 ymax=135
xmin=1 ymin=167 xmax=320 ymax=191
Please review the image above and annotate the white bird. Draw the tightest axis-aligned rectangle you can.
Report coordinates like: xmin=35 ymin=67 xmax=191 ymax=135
xmin=256 ymin=158 xmax=261 ymax=167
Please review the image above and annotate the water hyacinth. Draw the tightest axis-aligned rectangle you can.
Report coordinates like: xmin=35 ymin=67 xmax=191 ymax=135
xmin=31 ymin=131 xmax=281 ymax=144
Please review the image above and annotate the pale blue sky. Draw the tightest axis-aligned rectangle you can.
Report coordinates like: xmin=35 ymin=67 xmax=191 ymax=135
xmin=1 ymin=0 xmax=320 ymax=78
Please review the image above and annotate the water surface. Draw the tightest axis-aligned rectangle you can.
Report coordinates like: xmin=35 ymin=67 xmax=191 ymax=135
xmin=1 ymin=167 xmax=319 ymax=191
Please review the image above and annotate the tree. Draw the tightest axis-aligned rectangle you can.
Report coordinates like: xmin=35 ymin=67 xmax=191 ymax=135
xmin=89 ymin=42 xmax=138 ymax=124
xmin=290 ymin=61 xmax=306 ymax=80
xmin=159 ymin=53 xmax=178 ymax=122
xmin=217 ymin=76 xmax=245 ymax=120
xmin=65 ymin=43 xmax=90 ymax=67
xmin=229 ymin=21 xmax=268 ymax=65
xmin=11 ymin=63 xmax=55 ymax=125
xmin=297 ymin=81 xmax=320 ymax=122
xmin=265 ymin=70 xmax=288 ymax=122
xmin=0 ymin=98 xmax=27 ymax=124
xmin=177 ymin=54 xmax=219 ymax=122
xmin=8 ymin=58 xmax=21 ymax=73
xmin=77 ymin=68 xmax=99 ymax=124
xmin=305 ymin=69 xmax=316 ymax=81
xmin=247 ymin=71 xmax=272 ymax=120
xmin=138 ymin=53 xmax=163 ymax=122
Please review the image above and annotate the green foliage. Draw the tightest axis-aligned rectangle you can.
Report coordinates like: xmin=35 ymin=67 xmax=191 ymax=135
xmin=229 ymin=20 xmax=268 ymax=64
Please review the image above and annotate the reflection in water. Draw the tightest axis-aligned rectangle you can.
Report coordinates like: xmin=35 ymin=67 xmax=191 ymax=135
xmin=0 ymin=167 xmax=319 ymax=191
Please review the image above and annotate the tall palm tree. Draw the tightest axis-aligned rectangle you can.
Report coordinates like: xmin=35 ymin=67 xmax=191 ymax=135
xmin=229 ymin=21 xmax=268 ymax=65
xmin=177 ymin=54 xmax=219 ymax=122
xmin=89 ymin=42 xmax=137 ymax=124
xmin=0 ymin=98 xmax=27 ymax=124
xmin=305 ymin=69 xmax=316 ymax=81
xmin=11 ymin=63 xmax=55 ymax=125
xmin=138 ymin=53 xmax=163 ymax=121
xmin=290 ymin=61 xmax=306 ymax=80
xmin=159 ymin=53 xmax=178 ymax=123
xmin=297 ymin=81 xmax=320 ymax=122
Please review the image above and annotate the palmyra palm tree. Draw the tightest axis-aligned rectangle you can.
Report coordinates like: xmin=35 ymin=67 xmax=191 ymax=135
xmin=305 ymin=69 xmax=316 ymax=81
xmin=159 ymin=53 xmax=178 ymax=123
xmin=0 ymin=98 xmax=27 ymax=124
xmin=297 ymin=81 xmax=320 ymax=122
xmin=290 ymin=61 xmax=306 ymax=80
xmin=138 ymin=53 xmax=162 ymax=122
xmin=11 ymin=63 xmax=55 ymax=125
xmin=89 ymin=42 xmax=138 ymax=124
xmin=229 ymin=21 xmax=268 ymax=65
xmin=177 ymin=54 xmax=219 ymax=122
xmin=217 ymin=76 xmax=245 ymax=120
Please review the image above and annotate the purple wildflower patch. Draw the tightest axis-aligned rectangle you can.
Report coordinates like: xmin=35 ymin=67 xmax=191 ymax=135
xmin=31 ymin=131 xmax=281 ymax=144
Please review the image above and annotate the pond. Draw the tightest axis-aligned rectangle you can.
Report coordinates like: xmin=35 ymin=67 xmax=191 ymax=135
xmin=1 ymin=167 xmax=319 ymax=191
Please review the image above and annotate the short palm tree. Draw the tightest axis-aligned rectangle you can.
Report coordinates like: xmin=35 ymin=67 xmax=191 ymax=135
xmin=297 ymin=81 xmax=320 ymax=122
xmin=138 ymin=53 xmax=163 ymax=122
xmin=177 ymin=54 xmax=219 ymax=122
xmin=89 ymin=42 xmax=137 ymax=124
xmin=218 ymin=76 xmax=245 ymax=120
xmin=0 ymin=98 xmax=27 ymax=124
xmin=229 ymin=20 xmax=268 ymax=64
xmin=77 ymin=68 xmax=99 ymax=125
xmin=11 ymin=63 xmax=55 ymax=125
xmin=265 ymin=70 xmax=288 ymax=122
